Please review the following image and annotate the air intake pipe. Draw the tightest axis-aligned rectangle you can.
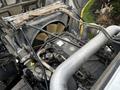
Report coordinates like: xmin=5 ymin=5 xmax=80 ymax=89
xmin=50 ymin=25 xmax=120 ymax=90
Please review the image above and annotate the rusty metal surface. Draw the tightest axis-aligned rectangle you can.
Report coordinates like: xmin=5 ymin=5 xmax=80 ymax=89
xmin=0 ymin=0 xmax=38 ymax=17
xmin=2 ymin=1 xmax=76 ymax=27
xmin=0 ymin=0 xmax=37 ymax=14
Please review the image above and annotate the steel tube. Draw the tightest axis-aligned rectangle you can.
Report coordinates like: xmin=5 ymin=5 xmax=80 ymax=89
xmin=50 ymin=25 xmax=120 ymax=90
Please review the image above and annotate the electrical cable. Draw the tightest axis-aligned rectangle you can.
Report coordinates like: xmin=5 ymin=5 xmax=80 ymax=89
xmin=28 ymin=13 xmax=120 ymax=45
xmin=65 ymin=32 xmax=86 ymax=44
xmin=71 ymin=8 xmax=85 ymax=22
xmin=67 ymin=14 xmax=120 ymax=44
xmin=35 ymin=33 xmax=65 ymax=50
xmin=20 ymin=27 xmax=49 ymax=90
xmin=86 ymin=23 xmax=120 ymax=44
xmin=28 ymin=25 xmax=81 ymax=48
xmin=8 ymin=22 xmax=49 ymax=90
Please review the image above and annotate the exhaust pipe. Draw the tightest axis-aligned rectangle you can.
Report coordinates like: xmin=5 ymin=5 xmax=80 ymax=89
xmin=50 ymin=25 xmax=120 ymax=90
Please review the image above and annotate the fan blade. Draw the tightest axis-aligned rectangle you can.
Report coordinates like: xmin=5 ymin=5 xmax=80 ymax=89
xmin=36 ymin=33 xmax=48 ymax=41
xmin=56 ymin=23 xmax=65 ymax=33
xmin=47 ymin=24 xmax=57 ymax=33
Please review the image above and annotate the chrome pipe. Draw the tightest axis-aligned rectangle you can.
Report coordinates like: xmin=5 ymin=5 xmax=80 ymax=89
xmin=50 ymin=25 xmax=120 ymax=90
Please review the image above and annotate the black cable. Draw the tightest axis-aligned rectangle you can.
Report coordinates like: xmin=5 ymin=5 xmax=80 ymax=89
xmin=38 ymin=32 xmax=65 ymax=50
xmin=69 ymin=15 xmax=120 ymax=44
xmin=20 ymin=27 xmax=49 ymax=90
xmin=65 ymin=32 xmax=86 ymax=44
xmin=28 ymin=25 xmax=81 ymax=48
xmin=88 ymin=25 xmax=120 ymax=44
xmin=28 ymin=24 xmax=120 ymax=47
xmin=99 ymin=28 xmax=120 ymax=44
xmin=72 ymin=8 xmax=85 ymax=22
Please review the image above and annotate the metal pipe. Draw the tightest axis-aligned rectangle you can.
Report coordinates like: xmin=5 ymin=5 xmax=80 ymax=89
xmin=37 ymin=49 xmax=55 ymax=72
xmin=50 ymin=25 xmax=120 ymax=90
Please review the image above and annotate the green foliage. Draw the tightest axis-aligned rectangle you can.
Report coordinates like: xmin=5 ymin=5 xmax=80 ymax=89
xmin=83 ymin=0 xmax=95 ymax=23
xmin=111 ymin=0 xmax=120 ymax=16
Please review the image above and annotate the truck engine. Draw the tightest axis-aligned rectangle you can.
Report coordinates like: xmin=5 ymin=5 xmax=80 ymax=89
xmin=0 ymin=0 xmax=120 ymax=90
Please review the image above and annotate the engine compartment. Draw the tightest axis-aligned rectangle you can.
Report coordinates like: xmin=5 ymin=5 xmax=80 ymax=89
xmin=0 ymin=1 xmax=120 ymax=90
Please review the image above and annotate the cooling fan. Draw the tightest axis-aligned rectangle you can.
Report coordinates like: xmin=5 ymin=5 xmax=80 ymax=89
xmin=35 ymin=22 xmax=65 ymax=41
